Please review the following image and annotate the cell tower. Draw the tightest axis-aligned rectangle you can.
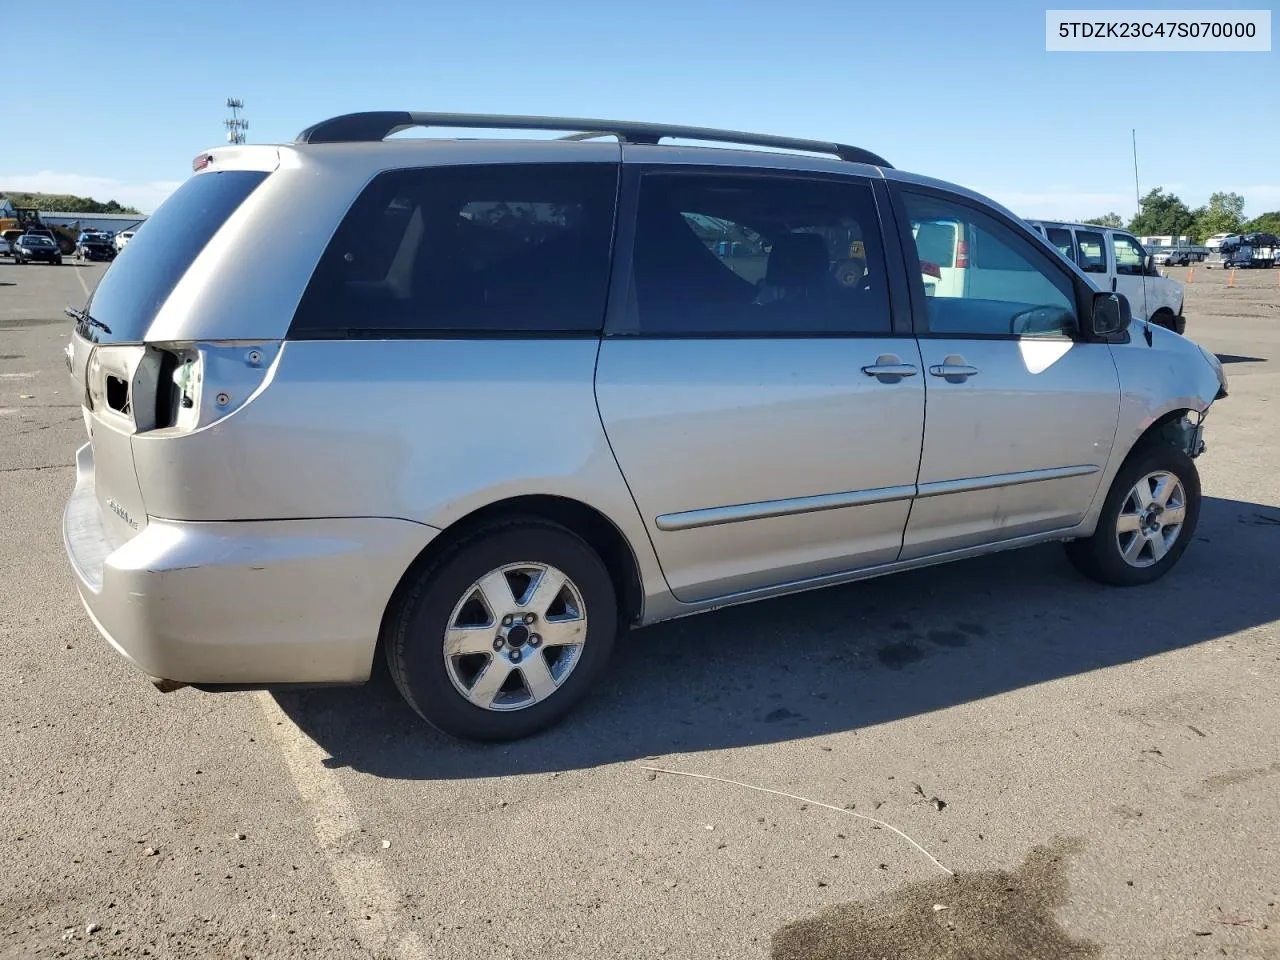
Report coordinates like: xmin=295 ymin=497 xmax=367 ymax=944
xmin=225 ymin=98 xmax=248 ymax=145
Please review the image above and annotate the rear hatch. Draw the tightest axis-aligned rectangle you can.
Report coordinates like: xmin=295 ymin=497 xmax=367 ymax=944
xmin=68 ymin=163 xmax=274 ymax=547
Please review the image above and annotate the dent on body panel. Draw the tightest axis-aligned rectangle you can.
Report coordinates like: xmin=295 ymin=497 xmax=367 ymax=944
xmin=1108 ymin=334 xmax=1218 ymax=454
xmin=131 ymin=338 xmax=670 ymax=609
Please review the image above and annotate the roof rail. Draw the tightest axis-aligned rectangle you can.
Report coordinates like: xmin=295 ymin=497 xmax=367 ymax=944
xmin=293 ymin=111 xmax=891 ymax=168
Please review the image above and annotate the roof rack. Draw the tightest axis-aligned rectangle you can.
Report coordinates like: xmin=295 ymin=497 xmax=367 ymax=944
xmin=293 ymin=111 xmax=891 ymax=168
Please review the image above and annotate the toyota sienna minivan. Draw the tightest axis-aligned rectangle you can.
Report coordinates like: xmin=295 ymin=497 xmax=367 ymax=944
xmin=63 ymin=111 xmax=1228 ymax=741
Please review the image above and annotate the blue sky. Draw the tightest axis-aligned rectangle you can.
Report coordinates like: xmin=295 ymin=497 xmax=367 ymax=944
xmin=4 ymin=0 xmax=1276 ymax=217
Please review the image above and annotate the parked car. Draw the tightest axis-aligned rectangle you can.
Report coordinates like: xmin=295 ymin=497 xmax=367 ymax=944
xmin=76 ymin=235 xmax=117 ymax=262
xmin=63 ymin=111 xmax=1228 ymax=741
xmin=13 ymin=233 xmax=63 ymax=265
xmin=113 ymin=230 xmax=135 ymax=251
xmin=1025 ymin=221 xmax=1186 ymax=334
xmin=0 ymin=237 xmax=8 ymax=257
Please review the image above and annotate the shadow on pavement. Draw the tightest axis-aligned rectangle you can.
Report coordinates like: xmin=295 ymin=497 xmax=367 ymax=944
xmin=1215 ymin=353 xmax=1267 ymax=364
xmin=273 ymin=495 xmax=1280 ymax=780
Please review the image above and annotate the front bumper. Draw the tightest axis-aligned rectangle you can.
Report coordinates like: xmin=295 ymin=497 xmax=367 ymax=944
xmin=63 ymin=443 xmax=436 ymax=686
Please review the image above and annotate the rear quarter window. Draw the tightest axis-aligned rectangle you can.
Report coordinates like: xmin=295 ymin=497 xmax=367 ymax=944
xmin=82 ymin=170 xmax=268 ymax=343
xmin=289 ymin=163 xmax=619 ymax=338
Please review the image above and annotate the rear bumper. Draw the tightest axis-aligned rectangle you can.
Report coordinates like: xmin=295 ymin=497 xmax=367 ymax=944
xmin=63 ymin=443 xmax=436 ymax=686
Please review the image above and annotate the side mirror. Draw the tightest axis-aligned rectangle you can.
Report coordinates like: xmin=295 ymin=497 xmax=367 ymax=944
xmin=1091 ymin=291 xmax=1132 ymax=337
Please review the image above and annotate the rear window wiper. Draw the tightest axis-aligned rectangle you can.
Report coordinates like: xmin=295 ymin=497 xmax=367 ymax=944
xmin=64 ymin=306 xmax=112 ymax=336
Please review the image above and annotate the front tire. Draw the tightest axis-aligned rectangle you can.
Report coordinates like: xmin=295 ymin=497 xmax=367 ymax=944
xmin=1065 ymin=442 xmax=1201 ymax=586
xmin=384 ymin=519 xmax=618 ymax=741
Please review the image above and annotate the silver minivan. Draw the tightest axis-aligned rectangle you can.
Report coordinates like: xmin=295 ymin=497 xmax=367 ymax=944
xmin=63 ymin=112 xmax=1228 ymax=740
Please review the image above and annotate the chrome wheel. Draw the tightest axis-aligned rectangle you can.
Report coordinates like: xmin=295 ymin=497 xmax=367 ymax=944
xmin=1116 ymin=470 xmax=1187 ymax=568
xmin=442 ymin=562 xmax=588 ymax=712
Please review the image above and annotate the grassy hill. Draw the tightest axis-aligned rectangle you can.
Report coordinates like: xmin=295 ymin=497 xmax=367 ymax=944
xmin=1 ymin=191 xmax=141 ymax=216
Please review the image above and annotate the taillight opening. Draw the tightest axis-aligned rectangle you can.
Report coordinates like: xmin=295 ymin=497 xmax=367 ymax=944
xmin=105 ymin=376 xmax=130 ymax=414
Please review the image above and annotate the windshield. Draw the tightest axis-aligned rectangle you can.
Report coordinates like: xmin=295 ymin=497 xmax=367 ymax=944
xmin=24 ymin=236 xmax=53 ymax=246
xmin=81 ymin=170 xmax=268 ymax=343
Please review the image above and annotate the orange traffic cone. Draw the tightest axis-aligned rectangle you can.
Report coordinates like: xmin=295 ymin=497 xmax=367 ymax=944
xmin=1228 ymin=269 xmax=1236 ymax=288
xmin=1187 ymin=266 xmax=1195 ymax=283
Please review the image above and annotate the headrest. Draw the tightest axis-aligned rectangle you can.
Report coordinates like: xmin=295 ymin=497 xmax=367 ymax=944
xmin=765 ymin=232 xmax=829 ymax=288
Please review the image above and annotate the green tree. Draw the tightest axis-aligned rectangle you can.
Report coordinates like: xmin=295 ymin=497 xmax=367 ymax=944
xmin=1243 ymin=211 xmax=1280 ymax=235
xmin=0 ymin=191 xmax=141 ymax=216
xmin=1127 ymin=188 xmax=1195 ymax=237
xmin=1192 ymin=191 xmax=1246 ymax=241
xmin=1082 ymin=212 xmax=1124 ymax=228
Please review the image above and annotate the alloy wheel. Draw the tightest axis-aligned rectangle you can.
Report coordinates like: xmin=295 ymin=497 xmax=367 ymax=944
xmin=442 ymin=562 xmax=588 ymax=711
xmin=1115 ymin=470 xmax=1187 ymax=568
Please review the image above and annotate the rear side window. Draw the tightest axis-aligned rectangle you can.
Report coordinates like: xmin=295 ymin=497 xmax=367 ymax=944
xmin=1044 ymin=227 xmax=1076 ymax=261
xmin=631 ymin=172 xmax=891 ymax=336
xmin=290 ymin=163 xmax=618 ymax=337
xmin=913 ymin=221 xmax=958 ymax=268
xmin=83 ymin=171 xmax=268 ymax=343
xmin=1075 ymin=230 xmax=1108 ymax=273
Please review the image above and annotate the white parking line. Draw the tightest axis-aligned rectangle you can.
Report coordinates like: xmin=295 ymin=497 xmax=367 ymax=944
xmin=72 ymin=265 xmax=91 ymax=301
xmin=256 ymin=694 xmax=427 ymax=959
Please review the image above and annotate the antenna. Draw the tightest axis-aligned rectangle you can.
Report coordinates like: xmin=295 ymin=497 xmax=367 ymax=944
xmin=224 ymin=98 xmax=248 ymax=145
xmin=1131 ymin=128 xmax=1140 ymax=210
xmin=1132 ymin=128 xmax=1152 ymax=345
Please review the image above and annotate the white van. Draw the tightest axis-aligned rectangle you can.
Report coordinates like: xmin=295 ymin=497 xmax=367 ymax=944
xmin=1025 ymin=221 xmax=1186 ymax=335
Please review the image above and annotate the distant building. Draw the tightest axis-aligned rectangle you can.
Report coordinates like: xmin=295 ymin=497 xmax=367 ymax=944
xmin=1140 ymin=235 xmax=1194 ymax=248
xmin=38 ymin=211 xmax=148 ymax=235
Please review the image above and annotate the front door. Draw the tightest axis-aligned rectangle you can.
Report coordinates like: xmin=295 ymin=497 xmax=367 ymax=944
xmin=894 ymin=188 xmax=1120 ymax=559
xmin=596 ymin=166 xmax=924 ymax=603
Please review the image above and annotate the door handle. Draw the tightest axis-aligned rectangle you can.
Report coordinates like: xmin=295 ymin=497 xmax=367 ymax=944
xmin=928 ymin=354 xmax=979 ymax=383
xmin=861 ymin=354 xmax=918 ymax=383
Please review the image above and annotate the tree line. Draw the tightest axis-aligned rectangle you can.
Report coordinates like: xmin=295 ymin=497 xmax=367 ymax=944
xmin=1 ymin=191 xmax=142 ymax=216
xmin=1081 ymin=189 xmax=1280 ymax=242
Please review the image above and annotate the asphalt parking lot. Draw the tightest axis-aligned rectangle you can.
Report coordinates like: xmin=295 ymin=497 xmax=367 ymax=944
xmin=2 ymin=258 xmax=1278 ymax=959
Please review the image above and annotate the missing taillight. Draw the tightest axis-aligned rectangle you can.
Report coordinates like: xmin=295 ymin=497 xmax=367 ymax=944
xmin=105 ymin=376 xmax=130 ymax=414
xmin=154 ymin=350 xmax=184 ymax=429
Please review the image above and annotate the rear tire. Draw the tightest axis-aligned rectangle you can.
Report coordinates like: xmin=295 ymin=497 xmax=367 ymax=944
xmin=384 ymin=519 xmax=618 ymax=741
xmin=1065 ymin=442 xmax=1200 ymax=586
